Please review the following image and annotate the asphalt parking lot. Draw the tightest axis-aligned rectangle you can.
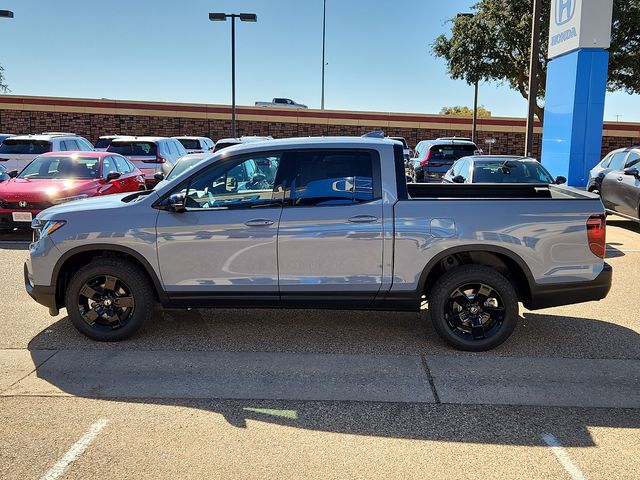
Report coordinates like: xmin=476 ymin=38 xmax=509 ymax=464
xmin=0 ymin=219 xmax=639 ymax=479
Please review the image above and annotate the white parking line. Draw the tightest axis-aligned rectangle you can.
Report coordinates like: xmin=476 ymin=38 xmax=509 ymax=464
xmin=41 ymin=418 xmax=109 ymax=480
xmin=542 ymin=433 xmax=588 ymax=480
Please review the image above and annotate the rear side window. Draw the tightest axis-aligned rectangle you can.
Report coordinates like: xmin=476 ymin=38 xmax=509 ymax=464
xmin=175 ymin=141 xmax=187 ymax=156
xmin=108 ymin=142 xmax=157 ymax=156
xmin=113 ymin=156 xmax=133 ymax=173
xmin=281 ymin=150 xmax=378 ymax=206
xmin=76 ymin=138 xmax=94 ymax=151
xmin=0 ymin=139 xmax=51 ymax=154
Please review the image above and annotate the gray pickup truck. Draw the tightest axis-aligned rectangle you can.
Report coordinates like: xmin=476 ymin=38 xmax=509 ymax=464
xmin=25 ymin=137 xmax=612 ymax=350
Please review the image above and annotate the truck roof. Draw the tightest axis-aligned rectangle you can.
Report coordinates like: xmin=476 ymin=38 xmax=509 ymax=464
xmin=219 ymin=136 xmax=396 ymax=153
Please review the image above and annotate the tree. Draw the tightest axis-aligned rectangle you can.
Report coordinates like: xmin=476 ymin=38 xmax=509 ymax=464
xmin=440 ymin=105 xmax=492 ymax=117
xmin=0 ymin=64 xmax=8 ymax=93
xmin=432 ymin=0 xmax=640 ymax=124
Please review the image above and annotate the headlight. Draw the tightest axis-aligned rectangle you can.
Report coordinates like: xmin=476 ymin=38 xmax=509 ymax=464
xmin=51 ymin=194 xmax=88 ymax=205
xmin=32 ymin=219 xmax=66 ymax=241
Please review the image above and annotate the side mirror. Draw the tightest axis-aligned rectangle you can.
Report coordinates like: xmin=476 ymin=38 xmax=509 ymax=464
xmin=623 ymin=167 xmax=640 ymax=178
xmin=167 ymin=193 xmax=186 ymax=213
xmin=8 ymin=170 xmax=18 ymax=178
xmin=106 ymin=171 xmax=121 ymax=181
xmin=154 ymin=172 xmax=165 ymax=182
xmin=452 ymin=175 xmax=465 ymax=184
xmin=555 ymin=176 xmax=567 ymax=185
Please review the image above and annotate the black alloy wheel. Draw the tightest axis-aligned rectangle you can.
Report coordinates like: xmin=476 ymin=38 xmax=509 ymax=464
xmin=66 ymin=258 xmax=155 ymax=341
xmin=429 ymin=265 xmax=518 ymax=351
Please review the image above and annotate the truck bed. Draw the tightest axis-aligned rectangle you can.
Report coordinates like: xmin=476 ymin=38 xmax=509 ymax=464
xmin=406 ymin=183 xmax=596 ymax=200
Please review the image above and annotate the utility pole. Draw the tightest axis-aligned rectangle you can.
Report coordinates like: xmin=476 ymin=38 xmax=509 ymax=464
xmin=321 ymin=0 xmax=327 ymax=109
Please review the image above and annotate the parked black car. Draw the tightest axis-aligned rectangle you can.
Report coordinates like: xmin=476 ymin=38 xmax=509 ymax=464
xmin=600 ymin=148 xmax=640 ymax=221
xmin=442 ymin=156 xmax=566 ymax=185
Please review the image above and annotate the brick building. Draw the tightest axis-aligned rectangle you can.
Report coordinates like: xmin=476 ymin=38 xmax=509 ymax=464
xmin=1 ymin=95 xmax=639 ymax=158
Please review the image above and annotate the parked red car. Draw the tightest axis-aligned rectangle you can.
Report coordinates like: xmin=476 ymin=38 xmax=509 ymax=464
xmin=0 ymin=152 xmax=145 ymax=230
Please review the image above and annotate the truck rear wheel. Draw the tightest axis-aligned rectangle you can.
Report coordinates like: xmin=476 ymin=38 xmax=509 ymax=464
xmin=65 ymin=258 xmax=155 ymax=341
xmin=428 ymin=265 xmax=518 ymax=351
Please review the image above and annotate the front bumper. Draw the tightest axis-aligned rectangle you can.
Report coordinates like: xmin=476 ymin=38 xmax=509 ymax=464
xmin=0 ymin=210 xmax=43 ymax=229
xmin=24 ymin=262 xmax=59 ymax=315
xmin=525 ymin=263 xmax=613 ymax=310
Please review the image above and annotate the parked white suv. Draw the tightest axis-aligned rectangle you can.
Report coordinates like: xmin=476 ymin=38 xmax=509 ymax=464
xmin=106 ymin=136 xmax=187 ymax=186
xmin=0 ymin=133 xmax=94 ymax=173
xmin=174 ymin=136 xmax=215 ymax=154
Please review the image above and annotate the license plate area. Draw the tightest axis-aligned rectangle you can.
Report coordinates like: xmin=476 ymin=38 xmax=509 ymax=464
xmin=12 ymin=211 xmax=33 ymax=222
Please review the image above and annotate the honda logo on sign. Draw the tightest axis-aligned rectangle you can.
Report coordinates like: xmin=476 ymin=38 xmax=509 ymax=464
xmin=555 ymin=0 xmax=576 ymax=26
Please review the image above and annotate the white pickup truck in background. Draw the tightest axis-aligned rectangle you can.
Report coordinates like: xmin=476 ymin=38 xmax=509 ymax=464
xmin=255 ymin=98 xmax=308 ymax=109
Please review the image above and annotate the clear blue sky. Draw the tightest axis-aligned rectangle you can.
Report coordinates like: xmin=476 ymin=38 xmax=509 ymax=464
xmin=0 ymin=0 xmax=638 ymax=121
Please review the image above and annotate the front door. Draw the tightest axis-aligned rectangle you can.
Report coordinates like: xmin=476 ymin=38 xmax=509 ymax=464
xmin=156 ymin=153 xmax=283 ymax=304
xmin=276 ymin=149 xmax=384 ymax=307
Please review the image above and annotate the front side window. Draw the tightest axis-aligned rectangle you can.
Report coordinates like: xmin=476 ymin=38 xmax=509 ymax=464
xmin=624 ymin=151 xmax=640 ymax=169
xmin=281 ymin=150 xmax=377 ymax=206
xmin=180 ymin=155 xmax=282 ymax=210
xmin=608 ymin=151 xmax=628 ymax=171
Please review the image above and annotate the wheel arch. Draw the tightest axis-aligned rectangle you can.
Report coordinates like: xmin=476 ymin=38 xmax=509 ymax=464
xmin=417 ymin=245 xmax=536 ymax=305
xmin=51 ymin=244 xmax=167 ymax=309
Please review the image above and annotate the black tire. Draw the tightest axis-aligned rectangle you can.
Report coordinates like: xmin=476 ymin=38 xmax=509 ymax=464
xmin=428 ymin=265 xmax=518 ymax=351
xmin=65 ymin=258 xmax=156 ymax=341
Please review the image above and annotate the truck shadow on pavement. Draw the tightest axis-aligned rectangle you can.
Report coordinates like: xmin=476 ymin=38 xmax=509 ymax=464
xmin=21 ymin=308 xmax=640 ymax=448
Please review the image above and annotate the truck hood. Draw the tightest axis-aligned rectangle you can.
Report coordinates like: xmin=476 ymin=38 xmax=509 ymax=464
xmin=0 ymin=178 xmax=98 ymax=202
xmin=37 ymin=191 xmax=156 ymax=220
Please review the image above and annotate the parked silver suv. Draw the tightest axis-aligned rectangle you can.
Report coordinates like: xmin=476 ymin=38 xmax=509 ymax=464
xmin=0 ymin=133 xmax=94 ymax=172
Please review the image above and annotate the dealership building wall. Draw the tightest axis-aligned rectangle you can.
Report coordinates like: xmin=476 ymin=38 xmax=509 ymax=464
xmin=1 ymin=95 xmax=638 ymax=158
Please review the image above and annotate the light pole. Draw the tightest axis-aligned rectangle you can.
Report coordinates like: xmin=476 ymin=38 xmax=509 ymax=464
xmin=524 ymin=0 xmax=542 ymax=157
xmin=321 ymin=0 xmax=327 ymax=110
xmin=209 ymin=12 xmax=257 ymax=138
xmin=456 ymin=13 xmax=478 ymax=144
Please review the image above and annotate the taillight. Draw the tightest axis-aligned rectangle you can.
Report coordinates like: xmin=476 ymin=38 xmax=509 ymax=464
xmin=142 ymin=155 xmax=167 ymax=164
xmin=420 ymin=150 xmax=431 ymax=167
xmin=586 ymin=214 xmax=606 ymax=258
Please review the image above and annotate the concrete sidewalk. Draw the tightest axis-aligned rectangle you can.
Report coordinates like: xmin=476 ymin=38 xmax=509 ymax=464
xmin=1 ymin=349 xmax=638 ymax=408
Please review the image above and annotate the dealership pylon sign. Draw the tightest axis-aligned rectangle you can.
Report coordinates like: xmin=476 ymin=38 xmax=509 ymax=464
xmin=541 ymin=0 xmax=614 ymax=187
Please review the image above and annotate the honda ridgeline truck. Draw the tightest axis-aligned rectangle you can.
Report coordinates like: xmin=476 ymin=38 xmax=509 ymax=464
xmin=25 ymin=137 xmax=612 ymax=351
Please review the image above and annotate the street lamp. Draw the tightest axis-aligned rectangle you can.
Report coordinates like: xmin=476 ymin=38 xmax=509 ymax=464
xmin=209 ymin=12 xmax=257 ymax=138
xmin=456 ymin=13 xmax=479 ymax=144
xmin=321 ymin=0 xmax=327 ymax=110
xmin=0 ymin=10 xmax=14 ymax=19
xmin=525 ymin=0 xmax=542 ymax=158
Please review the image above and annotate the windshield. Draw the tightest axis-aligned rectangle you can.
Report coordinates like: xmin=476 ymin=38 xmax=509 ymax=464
xmin=18 ymin=156 xmax=100 ymax=179
xmin=108 ymin=142 xmax=157 ymax=156
xmin=473 ymin=160 xmax=555 ymax=183
xmin=214 ymin=141 xmax=240 ymax=151
xmin=176 ymin=139 xmax=201 ymax=150
xmin=165 ymin=156 xmax=208 ymax=181
xmin=0 ymin=139 xmax=51 ymax=155
xmin=95 ymin=138 xmax=114 ymax=149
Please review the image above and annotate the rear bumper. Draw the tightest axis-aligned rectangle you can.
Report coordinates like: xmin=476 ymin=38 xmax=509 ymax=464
xmin=525 ymin=263 xmax=613 ymax=310
xmin=24 ymin=262 xmax=59 ymax=315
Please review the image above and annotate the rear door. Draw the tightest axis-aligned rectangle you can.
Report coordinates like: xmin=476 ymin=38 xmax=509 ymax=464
xmin=276 ymin=149 xmax=384 ymax=307
xmin=616 ymin=151 xmax=640 ymax=218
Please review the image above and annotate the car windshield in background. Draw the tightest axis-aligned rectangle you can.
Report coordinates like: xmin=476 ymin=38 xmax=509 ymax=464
xmin=166 ymin=157 xmax=207 ymax=181
xmin=177 ymin=139 xmax=201 ymax=150
xmin=215 ymin=141 xmax=240 ymax=151
xmin=430 ymin=144 xmax=476 ymax=160
xmin=0 ymin=139 xmax=51 ymax=155
xmin=95 ymin=138 xmax=114 ymax=149
xmin=108 ymin=142 xmax=157 ymax=156
xmin=473 ymin=161 xmax=555 ymax=183
xmin=18 ymin=156 xmax=100 ymax=180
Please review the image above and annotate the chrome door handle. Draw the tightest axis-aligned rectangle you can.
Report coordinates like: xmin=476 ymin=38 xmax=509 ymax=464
xmin=348 ymin=215 xmax=378 ymax=223
xmin=245 ymin=219 xmax=275 ymax=227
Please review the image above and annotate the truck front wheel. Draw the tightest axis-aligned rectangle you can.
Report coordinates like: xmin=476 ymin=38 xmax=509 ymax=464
xmin=65 ymin=258 xmax=155 ymax=341
xmin=428 ymin=265 xmax=518 ymax=351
